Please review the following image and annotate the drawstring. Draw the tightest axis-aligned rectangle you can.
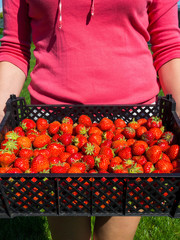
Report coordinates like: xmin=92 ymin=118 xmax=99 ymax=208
xmin=59 ymin=0 xmax=95 ymax=29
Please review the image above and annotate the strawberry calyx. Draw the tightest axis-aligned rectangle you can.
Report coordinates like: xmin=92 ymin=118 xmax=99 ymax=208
xmin=84 ymin=142 xmax=95 ymax=155
xmin=1 ymin=139 xmax=18 ymax=152
xmin=5 ymin=131 xmax=20 ymax=140
xmin=128 ymin=163 xmax=143 ymax=173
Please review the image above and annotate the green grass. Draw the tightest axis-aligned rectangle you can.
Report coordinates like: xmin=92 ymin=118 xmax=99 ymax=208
xmin=0 ymin=42 xmax=179 ymax=240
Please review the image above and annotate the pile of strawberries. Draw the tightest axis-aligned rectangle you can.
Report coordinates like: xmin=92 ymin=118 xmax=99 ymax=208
xmin=0 ymin=115 xmax=179 ymax=174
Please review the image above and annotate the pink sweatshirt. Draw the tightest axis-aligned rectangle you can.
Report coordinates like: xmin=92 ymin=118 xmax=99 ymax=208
xmin=0 ymin=0 xmax=180 ymax=105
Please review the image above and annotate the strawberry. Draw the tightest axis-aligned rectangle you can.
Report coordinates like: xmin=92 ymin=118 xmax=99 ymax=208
xmin=1 ymin=139 xmax=19 ymax=155
xmin=141 ymin=131 xmax=155 ymax=145
xmin=82 ymin=155 xmax=95 ymax=170
xmin=166 ymin=144 xmax=179 ymax=160
xmin=88 ymin=126 xmax=103 ymax=136
xmin=81 ymin=142 xmax=100 ymax=157
xmin=48 ymin=121 xmax=61 ymax=135
xmin=103 ymin=131 xmax=114 ymax=140
xmin=66 ymin=145 xmax=78 ymax=154
xmin=88 ymin=133 xmax=102 ymax=146
xmin=36 ymin=118 xmax=49 ymax=132
xmin=14 ymin=126 xmax=25 ymax=136
xmin=60 ymin=123 xmax=73 ymax=135
xmin=33 ymin=134 xmax=51 ymax=148
xmin=108 ymin=156 xmax=122 ymax=172
xmin=122 ymin=127 xmax=136 ymax=139
xmin=100 ymin=139 xmax=112 ymax=148
xmin=59 ymin=133 xmax=72 ymax=146
xmin=78 ymin=115 xmax=92 ymax=127
xmin=5 ymin=131 xmax=20 ymax=140
xmin=98 ymin=117 xmax=113 ymax=131
xmin=113 ymin=164 xmax=128 ymax=173
xmin=126 ymin=138 xmax=136 ymax=147
xmin=156 ymin=139 xmax=169 ymax=152
xmin=68 ymin=166 xmax=82 ymax=173
xmin=48 ymin=156 xmax=61 ymax=165
xmin=137 ymin=118 xmax=147 ymax=126
xmin=33 ymin=148 xmax=51 ymax=159
xmin=99 ymin=146 xmax=114 ymax=159
xmin=0 ymin=152 xmax=16 ymax=167
xmin=89 ymin=169 xmax=98 ymax=173
xmin=160 ymin=153 xmax=171 ymax=162
xmin=58 ymin=152 xmax=71 ymax=163
xmin=112 ymin=133 xmax=125 ymax=141
xmin=136 ymin=126 xmax=147 ymax=138
xmin=122 ymin=159 xmax=135 ymax=169
xmin=74 ymin=124 xmax=88 ymax=135
xmin=161 ymin=131 xmax=175 ymax=144
xmin=118 ymin=147 xmax=132 ymax=160
xmin=132 ymin=155 xmax=147 ymax=166
xmin=66 ymin=152 xmax=83 ymax=165
xmin=14 ymin=157 xmax=30 ymax=172
xmin=16 ymin=136 xmax=32 ymax=149
xmin=0 ymin=167 xmax=11 ymax=173
xmin=146 ymin=116 xmax=162 ymax=129
xmin=143 ymin=162 xmax=155 ymax=173
xmin=31 ymin=154 xmax=50 ymax=173
xmin=18 ymin=148 xmax=34 ymax=159
xmin=111 ymin=139 xmax=128 ymax=154
xmin=172 ymin=159 xmax=180 ymax=169
xmin=155 ymin=159 xmax=173 ymax=173
xmin=146 ymin=145 xmax=162 ymax=164
xmin=95 ymin=154 xmax=110 ymax=171
xmin=21 ymin=119 xmax=36 ymax=131
xmin=47 ymin=142 xmax=65 ymax=157
xmin=71 ymin=162 xmax=87 ymax=173
xmin=73 ymin=134 xmax=88 ymax=148
xmin=149 ymin=127 xmax=164 ymax=140
xmin=62 ymin=116 xmax=73 ymax=125
xmin=131 ymin=140 xmax=148 ymax=156
xmin=128 ymin=163 xmax=144 ymax=173
xmin=114 ymin=118 xmax=126 ymax=128
xmin=128 ymin=119 xmax=140 ymax=130
xmin=51 ymin=162 xmax=70 ymax=173
xmin=6 ymin=168 xmax=23 ymax=173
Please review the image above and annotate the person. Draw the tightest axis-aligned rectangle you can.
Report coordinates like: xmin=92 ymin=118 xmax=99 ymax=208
xmin=0 ymin=0 xmax=180 ymax=240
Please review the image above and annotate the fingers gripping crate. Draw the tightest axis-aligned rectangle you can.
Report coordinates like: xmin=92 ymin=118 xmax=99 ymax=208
xmin=0 ymin=95 xmax=179 ymax=218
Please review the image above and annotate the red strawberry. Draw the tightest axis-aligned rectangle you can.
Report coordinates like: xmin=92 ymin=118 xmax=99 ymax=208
xmin=14 ymin=126 xmax=25 ymax=136
xmin=166 ymin=144 xmax=179 ymax=160
xmin=73 ymin=134 xmax=88 ymax=148
xmin=58 ymin=152 xmax=71 ymax=163
xmin=36 ymin=118 xmax=49 ymax=132
xmin=66 ymin=145 xmax=78 ymax=154
xmin=111 ymin=139 xmax=128 ymax=154
xmin=157 ymin=139 xmax=169 ymax=152
xmin=6 ymin=168 xmax=23 ymax=173
xmin=31 ymin=154 xmax=50 ymax=173
xmin=82 ymin=155 xmax=95 ymax=170
xmin=161 ymin=131 xmax=175 ymax=144
xmin=122 ymin=159 xmax=135 ymax=169
xmin=88 ymin=133 xmax=102 ymax=146
xmin=160 ymin=153 xmax=171 ymax=162
xmin=71 ymin=162 xmax=87 ymax=173
xmin=137 ymin=118 xmax=147 ymax=126
xmin=14 ymin=157 xmax=30 ymax=172
xmin=0 ymin=152 xmax=16 ymax=167
xmin=141 ymin=131 xmax=155 ymax=145
xmin=17 ymin=136 xmax=32 ymax=149
xmin=149 ymin=127 xmax=164 ymax=140
xmin=172 ymin=159 xmax=180 ymax=169
xmin=128 ymin=163 xmax=144 ymax=173
xmin=33 ymin=134 xmax=51 ymax=148
xmin=18 ymin=148 xmax=34 ymax=159
xmin=88 ymin=126 xmax=103 ymax=136
xmin=146 ymin=116 xmax=162 ymax=129
xmin=98 ymin=117 xmax=113 ymax=131
xmin=62 ymin=116 xmax=73 ymax=125
xmin=33 ymin=148 xmax=51 ymax=159
xmin=103 ymin=131 xmax=114 ymax=140
xmin=51 ymin=162 xmax=70 ymax=173
xmin=114 ymin=118 xmax=126 ymax=128
xmin=74 ymin=124 xmax=88 ymax=135
xmin=112 ymin=164 xmax=128 ymax=173
xmin=136 ymin=126 xmax=147 ymax=138
xmin=5 ymin=131 xmax=20 ymax=140
xmin=48 ymin=156 xmax=61 ymax=165
xmin=108 ymin=156 xmax=122 ymax=172
xmin=67 ymin=166 xmax=82 ymax=173
xmin=1 ymin=139 xmax=19 ymax=155
xmin=118 ymin=147 xmax=132 ymax=160
xmin=48 ymin=121 xmax=61 ymax=135
xmin=123 ymin=127 xmax=136 ymax=139
xmin=78 ymin=115 xmax=92 ymax=127
xmin=113 ymin=133 xmax=125 ymax=141
xmin=128 ymin=119 xmax=140 ymax=130
xmin=21 ymin=119 xmax=36 ymax=131
xmin=59 ymin=133 xmax=72 ymax=146
xmin=0 ymin=167 xmax=11 ymax=173
xmin=95 ymin=154 xmax=110 ymax=171
xmin=81 ymin=142 xmax=100 ymax=157
xmin=146 ymin=145 xmax=162 ymax=164
xmin=100 ymin=139 xmax=112 ymax=148
xmin=47 ymin=142 xmax=65 ymax=157
xmin=131 ymin=140 xmax=148 ymax=156
xmin=143 ymin=161 xmax=155 ymax=173
xmin=155 ymin=159 xmax=173 ymax=173
xmin=99 ymin=146 xmax=114 ymax=160
xmin=66 ymin=152 xmax=83 ymax=165
xmin=126 ymin=138 xmax=136 ymax=147
xmin=60 ymin=123 xmax=73 ymax=135
xmin=132 ymin=155 xmax=147 ymax=166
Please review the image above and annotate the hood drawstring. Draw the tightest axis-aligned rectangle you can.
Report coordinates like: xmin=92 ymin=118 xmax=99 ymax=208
xmin=59 ymin=0 xmax=95 ymax=29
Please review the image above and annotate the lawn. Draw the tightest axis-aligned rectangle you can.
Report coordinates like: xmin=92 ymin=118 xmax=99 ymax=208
xmin=0 ymin=43 xmax=179 ymax=240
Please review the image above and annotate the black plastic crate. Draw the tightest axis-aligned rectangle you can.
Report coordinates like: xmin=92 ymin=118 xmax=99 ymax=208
xmin=0 ymin=94 xmax=179 ymax=218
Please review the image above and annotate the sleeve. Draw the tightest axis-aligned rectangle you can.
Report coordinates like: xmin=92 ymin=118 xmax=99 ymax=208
xmin=0 ymin=0 xmax=31 ymax=77
xmin=148 ymin=0 xmax=180 ymax=72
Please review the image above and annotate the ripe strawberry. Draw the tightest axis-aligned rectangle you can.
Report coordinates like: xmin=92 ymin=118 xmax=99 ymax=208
xmin=126 ymin=138 xmax=136 ymax=147
xmin=21 ymin=119 xmax=36 ymax=131
xmin=112 ymin=164 xmax=128 ymax=173
xmin=123 ymin=127 xmax=136 ymax=139
xmin=74 ymin=124 xmax=88 ymax=135
xmin=73 ymin=134 xmax=88 ymax=148
xmin=141 ymin=130 xmax=155 ymax=145
xmin=108 ymin=156 xmax=122 ymax=172
xmin=62 ymin=116 xmax=73 ymax=125
xmin=58 ymin=152 xmax=71 ymax=163
xmin=128 ymin=119 xmax=140 ymax=130
xmin=33 ymin=134 xmax=51 ymax=148
xmin=112 ymin=133 xmax=125 ymax=141
xmin=82 ymin=155 xmax=95 ymax=170
xmin=48 ymin=121 xmax=61 ymax=135
xmin=161 ymin=131 xmax=175 ymax=144
xmin=149 ymin=127 xmax=164 ymax=140
xmin=88 ymin=133 xmax=102 ymax=146
xmin=31 ymin=154 xmax=50 ymax=173
xmin=14 ymin=126 xmax=25 ymax=136
xmin=1 ymin=139 xmax=19 ymax=155
xmin=59 ymin=133 xmax=72 ymax=146
xmin=114 ymin=118 xmax=126 ymax=128
xmin=131 ymin=140 xmax=148 ymax=156
xmin=132 ymin=155 xmax=147 ymax=166
xmin=137 ymin=118 xmax=147 ymax=126
xmin=111 ymin=139 xmax=128 ymax=154
xmin=143 ymin=162 xmax=155 ymax=173
xmin=136 ymin=126 xmax=147 ymax=138
xmin=155 ymin=159 xmax=173 ymax=173
xmin=0 ymin=167 xmax=11 ymax=173
xmin=100 ymin=139 xmax=112 ymax=148
xmin=60 ymin=123 xmax=73 ymax=135
xmin=5 ymin=131 xmax=20 ymax=140
xmin=118 ymin=147 xmax=132 ymax=160
xmin=103 ymin=131 xmax=114 ymax=140
xmin=99 ymin=146 xmax=114 ymax=159
xmin=78 ymin=115 xmax=92 ymax=127
xmin=67 ymin=166 xmax=82 ymax=173
xmin=0 ymin=152 xmax=16 ymax=167
xmin=48 ymin=156 xmax=61 ymax=165
xmin=66 ymin=145 xmax=78 ymax=154
xmin=172 ymin=159 xmax=180 ymax=169
xmin=36 ymin=118 xmax=49 ymax=132
xmin=166 ymin=144 xmax=179 ymax=160
xmin=81 ymin=142 xmax=100 ymax=157
xmin=17 ymin=136 xmax=32 ymax=149
xmin=95 ymin=154 xmax=110 ymax=171
xmin=71 ymin=162 xmax=87 ymax=173
xmin=88 ymin=126 xmax=103 ymax=136
xmin=146 ymin=145 xmax=162 ymax=164
xmin=14 ymin=157 xmax=30 ymax=172
xmin=47 ymin=142 xmax=65 ymax=157
xmin=157 ymin=139 xmax=169 ymax=152
xmin=122 ymin=159 xmax=135 ymax=169
xmin=160 ymin=153 xmax=171 ymax=162
xmin=98 ymin=117 xmax=113 ymax=131
xmin=66 ymin=152 xmax=83 ymax=165
xmin=51 ymin=162 xmax=70 ymax=173
xmin=6 ymin=168 xmax=23 ymax=173
xmin=89 ymin=169 xmax=98 ymax=173
xmin=18 ymin=148 xmax=34 ymax=159
xmin=146 ymin=116 xmax=162 ymax=129
xmin=128 ymin=163 xmax=144 ymax=173
xmin=33 ymin=148 xmax=51 ymax=159
xmin=114 ymin=127 xmax=124 ymax=135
